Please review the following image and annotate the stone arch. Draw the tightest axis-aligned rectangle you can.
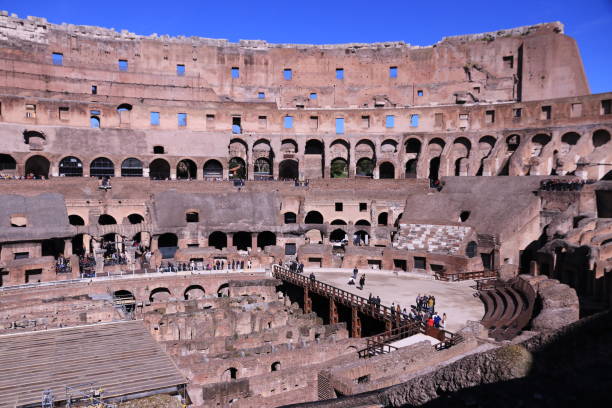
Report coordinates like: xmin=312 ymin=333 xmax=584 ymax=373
xmin=217 ymin=283 xmax=230 ymax=298
xmin=356 ymin=158 xmax=374 ymax=177
xmin=593 ymin=129 xmax=610 ymax=148
xmin=121 ymin=158 xmax=143 ymax=177
xmin=531 ymin=134 xmax=552 ymax=157
xmin=305 ymin=211 xmax=324 ymax=224
xmin=271 ymin=361 xmax=281 ymax=372
xmin=330 ymin=219 xmax=347 ymax=225
xmin=127 ymin=213 xmax=144 ymax=224
xmin=149 ymin=158 xmax=170 ymax=180
xmin=284 ymin=212 xmax=297 ymax=224
xmin=98 ymin=214 xmax=117 ymax=225
xmin=221 ymin=367 xmax=238 ymax=380
xmin=69 ymin=215 xmax=85 ymax=226
xmin=330 ymin=228 xmax=347 ymax=242
xmin=330 ymin=157 xmax=349 ymax=178
xmin=149 ymin=287 xmax=171 ymax=302
xmin=305 ymin=229 xmax=323 ymax=244
xmin=229 ymin=157 xmax=247 ymax=180
xmin=305 ymin=139 xmax=324 ymax=178
xmin=427 ymin=138 xmax=446 ymax=155
xmin=203 ymin=159 xmax=223 ymax=179
xmin=405 ymin=138 xmax=422 ymax=154
xmin=90 ymin=157 xmax=114 ymax=178
xmin=330 ymin=139 xmax=350 ymax=161
xmin=279 ymin=159 xmax=299 ymax=180
xmin=379 ymin=162 xmax=395 ymax=179
xmin=209 ymin=231 xmax=227 ymax=250
xmin=355 ymin=219 xmax=371 ymax=226
xmin=281 ymin=139 xmax=298 ymax=154
xmin=257 ymin=231 xmax=276 ymax=249
xmin=254 ymin=157 xmax=272 ymax=179
xmin=23 ymin=130 xmax=46 ymax=146
xmin=158 ymin=233 xmax=178 ymax=259
xmin=114 ymin=290 xmax=135 ymax=311
xmin=506 ymin=134 xmax=521 ymax=152
xmin=478 ymin=136 xmax=496 ymax=154
xmin=25 ymin=155 xmax=50 ymax=178
xmin=561 ymin=132 xmax=581 ymax=146
xmin=117 ymin=103 xmax=132 ymax=124
xmin=184 ymin=285 xmax=206 ymax=300
xmin=354 ymin=230 xmax=370 ymax=245
xmin=428 ymin=157 xmax=440 ymax=182
xmin=0 ymin=154 xmax=17 ymax=171
xmin=90 ymin=115 xmax=101 ymax=128
xmin=355 ymin=139 xmax=375 ymax=159
xmin=377 ymin=212 xmax=388 ymax=226
xmin=452 ymin=137 xmax=471 ymax=175
xmin=233 ymin=231 xmax=252 ymax=251
xmin=405 ymin=159 xmax=418 ymax=178
xmin=59 ymin=156 xmax=83 ymax=177
xmin=229 ymin=138 xmax=248 ymax=157
xmin=177 ymin=159 xmax=197 ymax=179
xmin=381 ymin=139 xmax=398 ymax=153
xmin=305 ymin=139 xmax=324 ymax=155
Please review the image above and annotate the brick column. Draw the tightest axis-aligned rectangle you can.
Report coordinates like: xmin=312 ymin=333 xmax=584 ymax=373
xmin=329 ymin=298 xmax=339 ymax=324
xmin=304 ymin=286 xmax=312 ymax=314
xmin=351 ymin=307 xmax=361 ymax=338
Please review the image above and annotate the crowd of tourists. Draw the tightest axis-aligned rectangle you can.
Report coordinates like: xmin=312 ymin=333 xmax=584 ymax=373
xmin=539 ymin=178 xmax=595 ymax=191
xmin=55 ymin=256 xmax=71 ymax=274
xmin=156 ymin=258 xmax=253 ymax=273
xmin=79 ymin=254 xmax=96 ymax=277
xmin=0 ymin=173 xmax=47 ymax=180
xmin=406 ymin=294 xmax=447 ymax=329
xmin=103 ymin=252 xmax=128 ymax=266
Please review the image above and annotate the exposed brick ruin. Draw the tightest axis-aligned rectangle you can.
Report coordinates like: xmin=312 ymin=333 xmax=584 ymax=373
xmin=0 ymin=11 xmax=610 ymax=407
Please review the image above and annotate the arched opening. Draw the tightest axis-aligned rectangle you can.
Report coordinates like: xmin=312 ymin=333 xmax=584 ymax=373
xmin=149 ymin=287 xmax=171 ymax=303
xmin=356 ymin=158 xmax=374 ymax=178
xmin=149 ymin=158 xmax=170 ymax=180
xmin=186 ymin=211 xmax=199 ymax=223
xmin=405 ymin=159 xmax=418 ymax=178
xmin=121 ymin=158 xmax=143 ymax=177
xmin=208 ymin=231 xmax=227 ymax=250
xmin=221 ymin=367 xmax=238 ymax=380
xmin=593 ymin=129 xmax=610 ymax=148
xmin=0 ymin=154 xmax=17 ymax=172
xmin=330 ymin=219 xmax=347 ymax=225
xmin=72 ymin=233 xmax=85 ymax=256
xmin=454 ymin=157 xmax=467 ymax=176
xmin=177 ymin=159 xmax=197 ymax=179
xmin=476 ymin=136 xmax=496 ymax=176
xmin=158 ymin=233 xmax=178 ymax=259
xmin=98 ymin=214 xmax=117 ymax=225
xmin=69 ymin=215 xmax=85 ymax=226
xmin=284 ymin=212 xmax=297 ymax=224
xmin=561 ymin=132 xmax=581 ymax=146
xmin=330 ymin=158 xmax=349 ymax=178
xmin=405 ymin=138 xmax=422 ymax=154
xmin=217 ymin=283 xmax=230 ymax=298
xmin=355 ymin=219 xmax=371 ymax=226
xmin=203 ymin=160 xmax=223 ymax=179
xmin=460 ymin=211 xmax=471 ymax=222
xmin=330 ymin=229 xmax=347 ymax=243
xmin=90 ymin=157 xmax=114 ymax=178
xmin=377 ymin=212 xmax=388 ymax=226
xmin=279 ymin=159 xmax=299 ymax=180
xmin=353 ymin=230 xmax=370 ymax=246
xmin=23 ymin=130 xmax=46 ymax=146
xmin=281 ymin=139 xmax=298 ymax=154
xmin=25 ymin=155 xmax=50 ymax=178
xmin=117 ymin=103 xmax=132 ymax=125
xmin=305 ymin=211 xmax=324 ymax=224
xmin=257 ymin=231 xmax=276 ymax=249
xmin=42 ymin=238 xmax=65 ymax=259
xmin=381 ymin=139 xmax=397 ymax=153
xmin=466 ymin=241 xmax=477 ymax=258
xmin=506 ymin=134 xmax=520 ymax=152
xmin=59 ymin=156 xmax=83 ymax=177
xmin=305 ymin=139 xmax=324 ymax=178
xmin=394 ymin=213 xmax=403 ymax=227
xmin=90 ymin=116 xmax=100 ymax=128
xmin=233 ymin=231 xmax=252 ymax=251
xmin=305 ymin=139 xmax=324 ymax=155
xmin=113 ymin=290 xmax=135 ymax=312
xmin=184 ymin=285 xmax=206 ymax=300
xmin=127 ymin=214 xmax=144 ymax=224
xmin=229 ymin=157 xmax=246 ymax=180
xmin=254 ymin=157 xmax=272 ymax=180
xmin=271 ymin=361 xmax=281 ymax=372
xmin=379 ymin=162 xmax=395 ymax=179
xmin=428 ymin=157 xmax=440 ymax=182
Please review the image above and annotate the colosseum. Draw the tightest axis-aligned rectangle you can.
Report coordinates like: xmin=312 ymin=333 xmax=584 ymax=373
xmin=0 ymin=11 xmax=610 ymax=408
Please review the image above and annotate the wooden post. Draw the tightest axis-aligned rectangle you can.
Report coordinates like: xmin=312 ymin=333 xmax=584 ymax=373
xmin=304 ymin=286 xmax=312 ymax=314
xmin=351 ymin=307 xmax=361 ymax=338
xmin=329 ymin=298 xmax=339 ymax=324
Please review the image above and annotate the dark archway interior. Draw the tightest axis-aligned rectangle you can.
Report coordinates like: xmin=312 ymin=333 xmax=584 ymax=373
xmin=284 ymin=212 xmax=297 ymax=224
xmin=405 ymin=159 xmax=417 ymax=178
xmin=150 ymin=159 xmax=170 ymax=180
xmin=429 ymin=157 xmax=440 ymax=181
xmin=330 ymin=229 xmax=346 ymax=242
xmin=69 ymin=215 xmax=85 ymax=226
xmin=25 ymin=155 xmax=50 ymax=178
xmin=90 ymin=157 xmax=114 ymax=178
xmin=42 ymin=238 xmax=65 ymax=258
xmin=177 ymin=159 xmax=197 ymax=179
xmin=209 ymin=231 xmax=227 ymax=249
xmin=279 ymin=160 xmax=299 ymax=180
xmin=127 ymin=214 xmax=144 ymax=224
xmin=98 ymin=214 xmax=117 ymax=225
xmin=257 ymin=231 xmax=276 ymax=249
xmin=59 ymin=156 xmax=83 ymax=177
xmin=158 ymin=233 xmax=178 ymax=258
xmin=379 ymin=162 xmax=395 ymax=179
xmin=377 ymin=212 xmax=388 ymax=226
xmin=305 ymin=211 xmax=324 ymax=224
xmin=233 ymin=231 xmax=252 ymax=251
xmin=0 ymin=154 xmax=16 ymax=171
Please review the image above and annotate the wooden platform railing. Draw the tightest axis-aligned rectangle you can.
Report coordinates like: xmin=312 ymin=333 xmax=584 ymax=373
xmin=435 ymin=269 xmax=498 ymax=282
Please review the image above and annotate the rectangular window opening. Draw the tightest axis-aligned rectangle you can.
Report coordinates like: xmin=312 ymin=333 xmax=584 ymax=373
xmin=178 ymin=113 xmax=187 ymax=127
xmin=284 ymin=116 xmax=293 ymax=129
xmin=176 ymin=64 xmax=185 ymax=76
xmin=434 ymin=113 xmax=444 ymax=128
xmin=335 ymin=117 xmax=345 ymax=134
xmin=310 ymin=116 xmax=319 ymax=129
xmin=601 ymin=99 xmax=612 ymax=115
xmin=118 ymin=59 xmax=128 ymax=71
xmin=59 ymin=107 xmax=69 ymax=121
xmin=52 ymin=52 xmax=63 ymax=66
xmin=485 ymin=110 xmax=495 ymax=124
xmin=258 ymin=115 xmax=267 ymax=127
xmin=335 ymin=202 xmax=343 ymax=211
xmin=541 ymin=105 xmax=552 ymax=120
xmin=150 ymin=112 xmax=160 ymax=126
xmin=502 ymin=55 xmax=514 ymax=69
xmin=410 ymin=114 xmax=419 ymax=127
xmin=257 ymin=92 xmax=265 ymax=99
xmin=389 ymin=66 xmax=397 ymax=78
xmin=283 ymin=68 xmax=292 ymax=80
xmin=359 ymin=203 xmax=367 ymax=212
xmin=231 ymin=67 xmax=240 ymax=78
xmin=385 ymin=115 xmax=395 ymax=128
xmin=414 ymin=256 xmax=426 ymax=270
xmin=336 ymin=68 xmax=344 ymax=80
xmin=25 ymin=104 xmax=36 ymax=119
xmin=232 ymin=116 xmax=242 ymax=133
xmin=362 ymin=115 xmax=370 ymax=128
xmin=512 ymin=108 xmax=522 ymax=118
xmin=91 ymin=85 xmax=97 ymax=95
xmin=309 ymin=93 xmax=317 ymax=100
xmin=570 ymin=103 xmax=582 ymax=118
xmin=14 ymin=252 xmax=29 ymax=260
xmin=417 ymin=90 xmax=423 ymax=97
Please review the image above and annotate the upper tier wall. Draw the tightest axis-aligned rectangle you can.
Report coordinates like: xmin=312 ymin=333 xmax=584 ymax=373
xmin=0 ymin=14 xmax=589 ymax=106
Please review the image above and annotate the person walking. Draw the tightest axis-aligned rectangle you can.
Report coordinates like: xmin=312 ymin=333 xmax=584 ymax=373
xmin=359 ymin=274 xmax=366 ymax=290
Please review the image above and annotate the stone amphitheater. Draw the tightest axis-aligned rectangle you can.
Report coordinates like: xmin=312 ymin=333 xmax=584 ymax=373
xmin=0 ymin=11 xmax=610 ymax=408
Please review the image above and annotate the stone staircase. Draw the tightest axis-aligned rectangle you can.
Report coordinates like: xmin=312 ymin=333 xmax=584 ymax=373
xmin=393 ymin=223 xmax=471 ymax=255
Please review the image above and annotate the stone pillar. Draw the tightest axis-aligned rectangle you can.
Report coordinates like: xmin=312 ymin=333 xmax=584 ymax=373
xmin=63 ymin=238 xmax=73 ymax=257
xmin=385 ymin=319 xmax=392 ymax=333
xmin=329 ymin=298 xmax=339 ymax=325
xmin=83 ymin=234 xmax=91 ymax=254
xmin=150 ymin=236 xmax=159 ymax=252
xmin=351 ymin=306 xmax=361 ymax=338
xmin=303 ymin=286 xmax=312 ymax=314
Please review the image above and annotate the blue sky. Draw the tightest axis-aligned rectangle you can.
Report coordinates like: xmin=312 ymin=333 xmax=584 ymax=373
xmin=1 ymin=0 xmax=610 ymax=93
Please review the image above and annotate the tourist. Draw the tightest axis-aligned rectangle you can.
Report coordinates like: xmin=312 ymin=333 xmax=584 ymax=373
xmin=359 ymin=274 xmax=366 ymax=290
xmin=441 ymin=313 xmax=447 ymax=329
xmin=427 ymin=315 xmax=434 ymax=327
xmin=309 ymin=272 xmax=316 ymax=281
xmin=433 ymin=312 xmax=441 ymax=328
xmin=352 ymin=266 xmax=358 ymax=279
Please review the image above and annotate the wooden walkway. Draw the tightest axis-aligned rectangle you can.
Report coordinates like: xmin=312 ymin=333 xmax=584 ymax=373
xmin=0 ymin=320 xmax=185 ymax=408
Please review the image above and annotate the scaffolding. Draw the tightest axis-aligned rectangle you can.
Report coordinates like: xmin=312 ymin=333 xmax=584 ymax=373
xmin=65 ymin=383 xmax=117 ymax=407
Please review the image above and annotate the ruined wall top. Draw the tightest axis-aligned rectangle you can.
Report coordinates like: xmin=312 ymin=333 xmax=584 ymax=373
xmin=0 ymin=11 xmax=562 ymax=50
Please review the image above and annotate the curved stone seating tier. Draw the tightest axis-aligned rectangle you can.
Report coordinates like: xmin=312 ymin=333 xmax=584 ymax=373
xmin=478 ymin=277 xmax=536 ymax=341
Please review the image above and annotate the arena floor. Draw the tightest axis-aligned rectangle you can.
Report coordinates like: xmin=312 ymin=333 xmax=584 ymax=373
xmin=307 ymin=269 xmax=484 ymax=332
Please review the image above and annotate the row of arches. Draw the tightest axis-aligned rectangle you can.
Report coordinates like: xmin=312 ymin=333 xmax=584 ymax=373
xmin=156 ymin=231 xmax=277 ymax=252
xmin=68 ymin=213 xmax=144 ymax=226
xmin=299 ymin=211 xmax=394 ymax=226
